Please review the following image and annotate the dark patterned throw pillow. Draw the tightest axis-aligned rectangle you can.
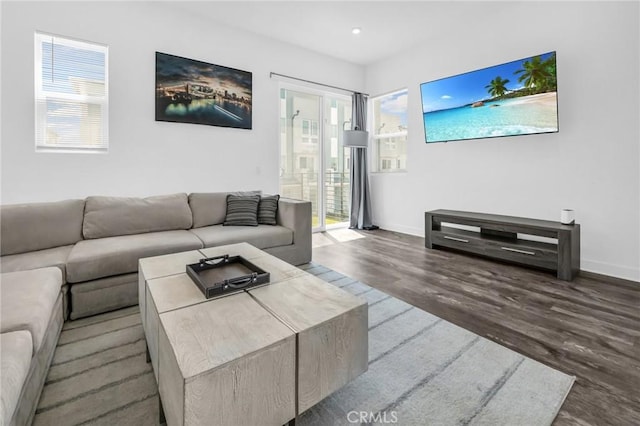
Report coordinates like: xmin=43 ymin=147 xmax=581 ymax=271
xmin=223 ymin=194 xmax=260 ymax=226
xmin=258 ymin=194 xmax=280 ymax=225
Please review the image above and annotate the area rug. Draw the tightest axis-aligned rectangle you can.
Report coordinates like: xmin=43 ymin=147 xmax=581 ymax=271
xmin=34 ymin=263 xmax=574 ymax=425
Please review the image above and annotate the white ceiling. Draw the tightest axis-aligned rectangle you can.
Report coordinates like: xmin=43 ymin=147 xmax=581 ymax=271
xmin=166 ymin=1 xmax=521 ymax=66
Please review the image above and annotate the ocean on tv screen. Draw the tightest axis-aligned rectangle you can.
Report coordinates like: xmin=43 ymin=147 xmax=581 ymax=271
xmin=424 ymin=92 xmax=558 ymax=143
xmin=421 ymin=52 xmax=558 ymax=143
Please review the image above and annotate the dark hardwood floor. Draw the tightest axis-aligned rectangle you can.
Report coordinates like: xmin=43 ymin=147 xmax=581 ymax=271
xmin=312 ymin=229 xmax=640 ymax=426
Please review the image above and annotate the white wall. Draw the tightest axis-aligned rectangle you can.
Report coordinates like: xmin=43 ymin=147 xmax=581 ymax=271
xmin=365 ymin=2 xmax=640 ymax=281
xmin=0 ymin=1 xmax=363 ymax=202
xmin=2 ymin=2 xmax=638 ymax=281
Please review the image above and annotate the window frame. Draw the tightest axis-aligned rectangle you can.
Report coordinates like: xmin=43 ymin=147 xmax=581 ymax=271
xmin=34 ymin=32 xmax=109 ymax=153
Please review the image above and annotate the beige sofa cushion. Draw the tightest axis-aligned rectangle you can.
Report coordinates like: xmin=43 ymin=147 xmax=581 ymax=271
xmin=66 ymin=230 xmax=203 ymax=283
xmin=188 ymin=191 xmax=262 ymax=228
xmin=0 ymin=199 xmax=85 ymax=256
xmin=83 ymin=193 xmax=193 ymax=239
xmin=0 ymin=245 xmax=73 ymax=281
xmin=69 ymin=273 xmax=138 ymax=320
xmin=188 ymin=192 xmax=229 ymax=228
xmin=0 ymin=330 xmax=33 ymax=426
xmin=0 ymin=267 xmax=63 ymax=353
xmin=189 ymin=225 xmax=293 ymax=250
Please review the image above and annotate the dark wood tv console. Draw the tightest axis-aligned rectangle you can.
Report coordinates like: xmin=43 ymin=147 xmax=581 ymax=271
xmin=425 ymin=210 xmax=580 ymax=281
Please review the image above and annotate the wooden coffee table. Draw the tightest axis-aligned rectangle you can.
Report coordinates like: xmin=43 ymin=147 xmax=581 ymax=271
xmin=249 ymin=274 xmax=368 ymax=414
xmin=139 ymin=243 xmax=368 ymax=425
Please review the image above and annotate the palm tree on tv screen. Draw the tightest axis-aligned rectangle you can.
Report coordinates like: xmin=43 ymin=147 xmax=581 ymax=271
xmin=515 ymin=55 xmax=552 ymax=89
xmin=485 ymin=76 xmax=511 ymax=98
xmin=540 ymin=53 xmax=557 ymax=92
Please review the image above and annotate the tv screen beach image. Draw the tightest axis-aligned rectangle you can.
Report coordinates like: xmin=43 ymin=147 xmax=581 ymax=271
xmin=421 ymin=52 xmax=558 ymax=143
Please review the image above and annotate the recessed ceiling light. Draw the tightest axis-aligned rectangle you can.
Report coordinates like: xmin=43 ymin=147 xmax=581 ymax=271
xmin=352 ymin=27 xmax=361 ymax=35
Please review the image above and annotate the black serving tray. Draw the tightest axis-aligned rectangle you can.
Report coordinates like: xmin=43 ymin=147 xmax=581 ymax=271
xmin=186 ymin=254 xmax=270 ymax=299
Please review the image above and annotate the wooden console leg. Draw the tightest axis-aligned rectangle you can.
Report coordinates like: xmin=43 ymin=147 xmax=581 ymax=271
xmin=424 ymin=212 xmax=434 ymax=249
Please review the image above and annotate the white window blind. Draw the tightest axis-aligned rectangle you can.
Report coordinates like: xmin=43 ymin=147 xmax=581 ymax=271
xmin=34 ymin=32 xmax=108 ymax=152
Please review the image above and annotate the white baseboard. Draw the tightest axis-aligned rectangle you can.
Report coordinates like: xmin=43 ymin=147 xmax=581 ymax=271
xmin=375 ymin=222 xmax=423 ymax=238
xmin=581 ymin=259 xmax=640 ymax=283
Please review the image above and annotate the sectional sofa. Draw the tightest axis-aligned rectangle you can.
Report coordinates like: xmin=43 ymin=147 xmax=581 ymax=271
xmin=0 ymin=191 xmax=311 ymax=426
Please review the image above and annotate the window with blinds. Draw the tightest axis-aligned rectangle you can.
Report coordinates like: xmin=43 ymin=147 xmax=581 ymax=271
xmin=34 ymin=32 xmax=108 ymax=152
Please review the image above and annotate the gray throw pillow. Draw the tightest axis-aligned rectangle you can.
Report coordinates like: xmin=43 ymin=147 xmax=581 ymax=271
xmin=223 ymin=194 xmax=260 ymax=226
xmin=258 ymin=194 xmax=280 ymax=225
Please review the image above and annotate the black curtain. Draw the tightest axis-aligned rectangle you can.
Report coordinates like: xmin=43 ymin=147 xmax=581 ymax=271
xmin=349 ymin=93 xmax=375 ymax=230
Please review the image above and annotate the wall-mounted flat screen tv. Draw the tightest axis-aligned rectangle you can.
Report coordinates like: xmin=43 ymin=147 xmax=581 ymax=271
xmin=420 ymin=51 xmax=558 ymax=144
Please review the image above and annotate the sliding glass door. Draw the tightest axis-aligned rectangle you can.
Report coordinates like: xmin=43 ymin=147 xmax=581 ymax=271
xmin=279 ymin=87 xmax=352 ymax=231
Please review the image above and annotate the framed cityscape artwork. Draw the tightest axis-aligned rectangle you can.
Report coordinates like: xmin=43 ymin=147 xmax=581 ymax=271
xmin=155 ymin=52 xmax=252 ymax=129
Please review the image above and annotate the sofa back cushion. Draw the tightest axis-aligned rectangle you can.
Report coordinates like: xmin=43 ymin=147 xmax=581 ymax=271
xmin=1 ymin=199 xmax=85 ymax=255
xmin=188 ymin=192 xmax=229 ymax=228
xmin=189 ymin=191 xmax=262 ymax=228
xmin=83 ymin=193 xmax=193 ymax=239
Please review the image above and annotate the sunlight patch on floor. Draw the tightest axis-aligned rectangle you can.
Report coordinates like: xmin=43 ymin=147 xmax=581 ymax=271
xmin=330 ymin=228 xmax=366 ymax=242
xmin=312 ymin=233 xmax=335 ymax=248
xmin=312 ymin=229 xmax=366 ymax=248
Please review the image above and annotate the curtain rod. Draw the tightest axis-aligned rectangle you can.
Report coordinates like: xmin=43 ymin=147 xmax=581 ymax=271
xmin=270 ymin=72 xmax=369 ymax=97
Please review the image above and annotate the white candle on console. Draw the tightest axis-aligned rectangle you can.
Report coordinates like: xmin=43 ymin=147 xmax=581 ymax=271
xmin=560 ymin=209 xmax=575 ymax=225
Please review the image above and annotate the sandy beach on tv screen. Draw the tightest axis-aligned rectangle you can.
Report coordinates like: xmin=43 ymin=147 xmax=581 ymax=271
xmin=508 ymin=92 xmax=557 ymax=107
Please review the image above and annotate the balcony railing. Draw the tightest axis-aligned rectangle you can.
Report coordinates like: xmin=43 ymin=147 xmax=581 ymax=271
xmin=280 ymin=171 xmax=350 ymax=224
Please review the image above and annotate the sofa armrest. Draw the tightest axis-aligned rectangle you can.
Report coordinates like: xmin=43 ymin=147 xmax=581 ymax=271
xmin=276 ymin=198 xmax=311 ymax=253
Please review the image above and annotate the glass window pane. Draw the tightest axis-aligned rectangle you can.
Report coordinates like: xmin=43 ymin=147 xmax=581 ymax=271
xmin=324 ymin=96 xmax=350 ymax=224
xmin=372 ymin=89 xmax=408 ymax=172
xmin=41 ymin=38 xmax=106 ymax=96
xmin=373 ymin=90 xmax=408 ymax=135
xmin=42 ymin=99 xmax=104 ymax=146
xmin=279 ymin=90 xmax=321 ymax=228
xmin=375 ymin=135 xmax=407 ymax=172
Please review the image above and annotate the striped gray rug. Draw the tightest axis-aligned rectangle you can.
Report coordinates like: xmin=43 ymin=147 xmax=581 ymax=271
xmin=34 ymin=263 xmax=574 ymax=425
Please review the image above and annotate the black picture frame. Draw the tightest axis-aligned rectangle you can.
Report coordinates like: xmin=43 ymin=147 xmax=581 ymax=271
xmin=155 ymin=52 xmax=252 ymax=129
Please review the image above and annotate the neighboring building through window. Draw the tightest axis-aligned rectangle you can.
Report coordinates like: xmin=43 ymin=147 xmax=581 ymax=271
xmin=34 ymin=32 xmax=108 ymax=152
xmin=298 ymin=156 xmax=314 ymax=171
xmin=371 ymin=89 xmax=408 ymax=172
xmin=301 ymin=119 xmax=319 ymax=144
